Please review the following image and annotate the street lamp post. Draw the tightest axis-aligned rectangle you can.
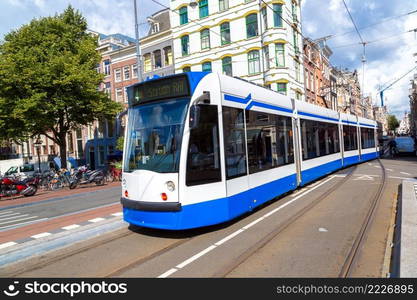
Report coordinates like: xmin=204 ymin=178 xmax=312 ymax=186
xmin=34 ymin=138 xmax=43 ymax=172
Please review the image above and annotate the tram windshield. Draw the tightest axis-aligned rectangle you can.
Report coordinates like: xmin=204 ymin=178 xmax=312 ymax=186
xmin=123 ymin=99 xmax=189 ymax=173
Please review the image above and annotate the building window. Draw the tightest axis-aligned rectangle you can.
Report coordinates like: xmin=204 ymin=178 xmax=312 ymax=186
xmin=183 ymin=66 xmax=191 ymax=73
xmin=261 ymin=7 xmax=267 ymax=29
xmin=275 ymin=43 xmax=285 ymax=67
xmin=219 ymin=0 xmax=229 ymax=11
xmin=292 ymin=2 xmax=298 ymax=23
xmin=132 ymin=64 xmax=138 ymax=78
xmin=98 ymin=120 xmax=106 ymax=138
xmin=296 ymin=91 xmax=302 ymax=100
xmin=123 ymin=88 xmax=128 ymax=103
xmin=202 ymin=61 xmax=212 ymax=72
xmin=220 ymin=22 xmax=230 ymax=45
xmin=144 ymin=53 xmax=152 ymax=72
xmin=246 ymin=13 xmax=258 ymax=38
xmin=277 ymin=83 xmax=287 ymax=95
xmin=200 ymin=29 xmax=210 ymax=50
xmin=151 ymin=22 xmax=160 ymax=34
xmin=273 ymin=4 xmax=283 ymax=27
xmin=103 ymin=59 xmax=110 ymax=75
xmin=295 ymin=60 xmax=301 ymax=82
xmin=164 ymin=46 xmax=172 ymax=65
xmin=186 ymin=105 xmax=221 ymax=186
xmin=222 ymin=106 xmax=247 ymax=179
xmin=181 ymin=35 xmax=189 ymax=56
xmin=199 ymin=0 xmax=209 ymax=18
xmin=248 ymin=50 xmax=260 ymax=75
xmin=293 ymin=30 xmax=299 ymax=54
xmin=123 ymin=66 xmax=130 ymax=81
xmin=104 ymin=82 xmax=111 ymax=95
xmin=114 ymin=68 xmax=122 ymax=82
xmin=116 ymin=88 xmax=123 ymax=102
xmin=154 ymin=49 xmax=162 ymax=69
xmin=222 ymin=56 xmax=232 ymax=76
xmin=179 ymin=6 xmax=188 ymax=25
xmin=263 ymin=45 xmax=270 ymax=70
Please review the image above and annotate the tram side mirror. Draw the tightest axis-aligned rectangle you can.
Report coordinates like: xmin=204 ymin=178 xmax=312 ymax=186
xmin=189 ymin=105 xmax=201 ymax=130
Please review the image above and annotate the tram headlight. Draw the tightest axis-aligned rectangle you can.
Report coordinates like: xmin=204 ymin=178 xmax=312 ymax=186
xmin=165 ymin=181 xmax=175 ymax=192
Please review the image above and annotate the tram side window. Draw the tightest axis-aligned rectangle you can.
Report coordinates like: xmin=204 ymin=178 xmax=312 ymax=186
xmin=186 ymin=105 xmax=222 ymax=186
xmin=223 ymin=106 xmax=247 ymax=179
xmin=301 ymin=119 xmax=319 ymax=160
xmin=301 ymin=119 xmax=340 ymax=160
xmin=245 ymin=111 xmax=294 ymax=174
xmin=361 ymin=127 xmax=375 ymax=149
xmin=343 ymin=125 xmax=358 ymax=151
xmin=276 ymin=115 xmax=294 ymax=165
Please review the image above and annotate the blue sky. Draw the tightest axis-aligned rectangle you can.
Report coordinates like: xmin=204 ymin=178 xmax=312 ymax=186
xmin=1 ymin=0 xmax=416 ymax=118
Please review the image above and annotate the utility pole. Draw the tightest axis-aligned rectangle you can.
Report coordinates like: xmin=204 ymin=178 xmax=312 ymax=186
xmin=133 ymin=0 xmax=143 ymax=82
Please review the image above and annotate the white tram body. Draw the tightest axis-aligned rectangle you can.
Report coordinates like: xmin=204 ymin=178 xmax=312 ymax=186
xmin=121 ymin=72 xmax=378 ymax=230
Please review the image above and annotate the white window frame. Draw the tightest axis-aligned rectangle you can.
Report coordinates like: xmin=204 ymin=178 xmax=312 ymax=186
xmin=123 ymin=66 xmax=130 ymax=81
xmin=114 ymin=68 xmax=122 ymax=82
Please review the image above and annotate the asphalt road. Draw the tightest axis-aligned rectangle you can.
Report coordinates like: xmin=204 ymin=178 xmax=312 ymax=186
xmin=0 ymin=186 xmax=121 ymax=231
xmin=2 ymin=156 xmax=416 ymax=277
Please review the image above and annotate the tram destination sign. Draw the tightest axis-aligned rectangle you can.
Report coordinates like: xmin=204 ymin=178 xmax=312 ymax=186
xmin=132 ymin=75 xmax=190 ymax=105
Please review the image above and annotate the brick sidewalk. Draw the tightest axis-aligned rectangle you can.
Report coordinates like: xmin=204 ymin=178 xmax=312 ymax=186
xmin=0 ymin=181 xmax=121 ymax=209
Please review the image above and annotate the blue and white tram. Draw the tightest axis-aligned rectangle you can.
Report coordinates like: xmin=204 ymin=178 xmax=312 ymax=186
xmin=121 ymin=72 xmax=379 ymax=230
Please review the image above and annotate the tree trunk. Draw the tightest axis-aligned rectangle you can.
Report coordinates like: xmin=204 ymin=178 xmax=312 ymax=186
xmin=58 ymin=134 xmax=67 ymax=169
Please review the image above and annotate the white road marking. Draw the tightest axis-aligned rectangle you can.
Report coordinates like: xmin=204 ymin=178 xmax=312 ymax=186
xmin=111 ymin=212 xmax=123 ymax=217
xmin=400 ymin=172 xmax=411 ymax=176
xmin=386 ymin=168 xmax=393 ymax=171
xmin=374 ymin=165 xmax=381 ymax=168
xmin=175 ymin=245 xmax=217 ymax=269
xmin=88 ymin=217 xmax=105 ymax=223
xmin=319 ymin=227 xmax=328 ymax=232
xmin=0 ymin=241 xmax=17 ymax=250
xmin=354 ymin=175 xmax=374 ymax=181
xmin=62 ymin=224 xmax=80 ymax=230
xmin=0 ymin=214 xmax=30 ymax=221
xmin=0 ymin=216 xmax=38 ymax=226
xmin=0 ymin=210 xmax=14 ymax=216
xmin=158 ymin=268 xmax=178 ymax=278
xmin=0 ymin=218 xmax=48 ymax=230
xmin=214 ymin=229 xmax=245 ymax=246
xmin=31 ymin=232 xmax=51 ymax=239
xmin=389 ymin=176 xmax=412 ymax=180
xmin=158 ymin=175 xmax=338 ymax=278
xmin=0 ymin=212 xmax=20 ymax=219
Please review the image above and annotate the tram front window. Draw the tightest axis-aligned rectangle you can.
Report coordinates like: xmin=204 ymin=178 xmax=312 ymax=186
xmin=124 ymin=99 xmax=189 ymax=173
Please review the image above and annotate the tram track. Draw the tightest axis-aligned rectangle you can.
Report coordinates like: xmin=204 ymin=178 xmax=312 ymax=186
xmin=338 ymin=159 xmax=387 ymax=277
xmin=213 ymin=165 xmax=358 ymax=278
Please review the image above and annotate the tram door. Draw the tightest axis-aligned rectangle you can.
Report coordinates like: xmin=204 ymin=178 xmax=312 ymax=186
xmin=222 ymin=107 xmax=250 ymax=215
xmin=293 ymin=117 xmax=302 ymax=186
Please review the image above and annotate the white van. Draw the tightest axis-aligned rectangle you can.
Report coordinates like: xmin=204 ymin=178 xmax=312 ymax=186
xmin=4 ymin=164 xmax=36 ymax=177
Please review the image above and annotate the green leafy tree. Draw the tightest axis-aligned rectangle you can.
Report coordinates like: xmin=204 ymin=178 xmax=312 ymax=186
xmin=0 ymin=6 xmax=122 ymax=168
xmin=116 ymin=136 xmax=124 ymax=152
xmin=387 ymin=115 xmax=400 ymax=133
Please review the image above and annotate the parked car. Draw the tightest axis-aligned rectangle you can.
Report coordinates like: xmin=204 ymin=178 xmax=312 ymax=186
xmin=394 ymin=136 xmax=416 ymax=155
